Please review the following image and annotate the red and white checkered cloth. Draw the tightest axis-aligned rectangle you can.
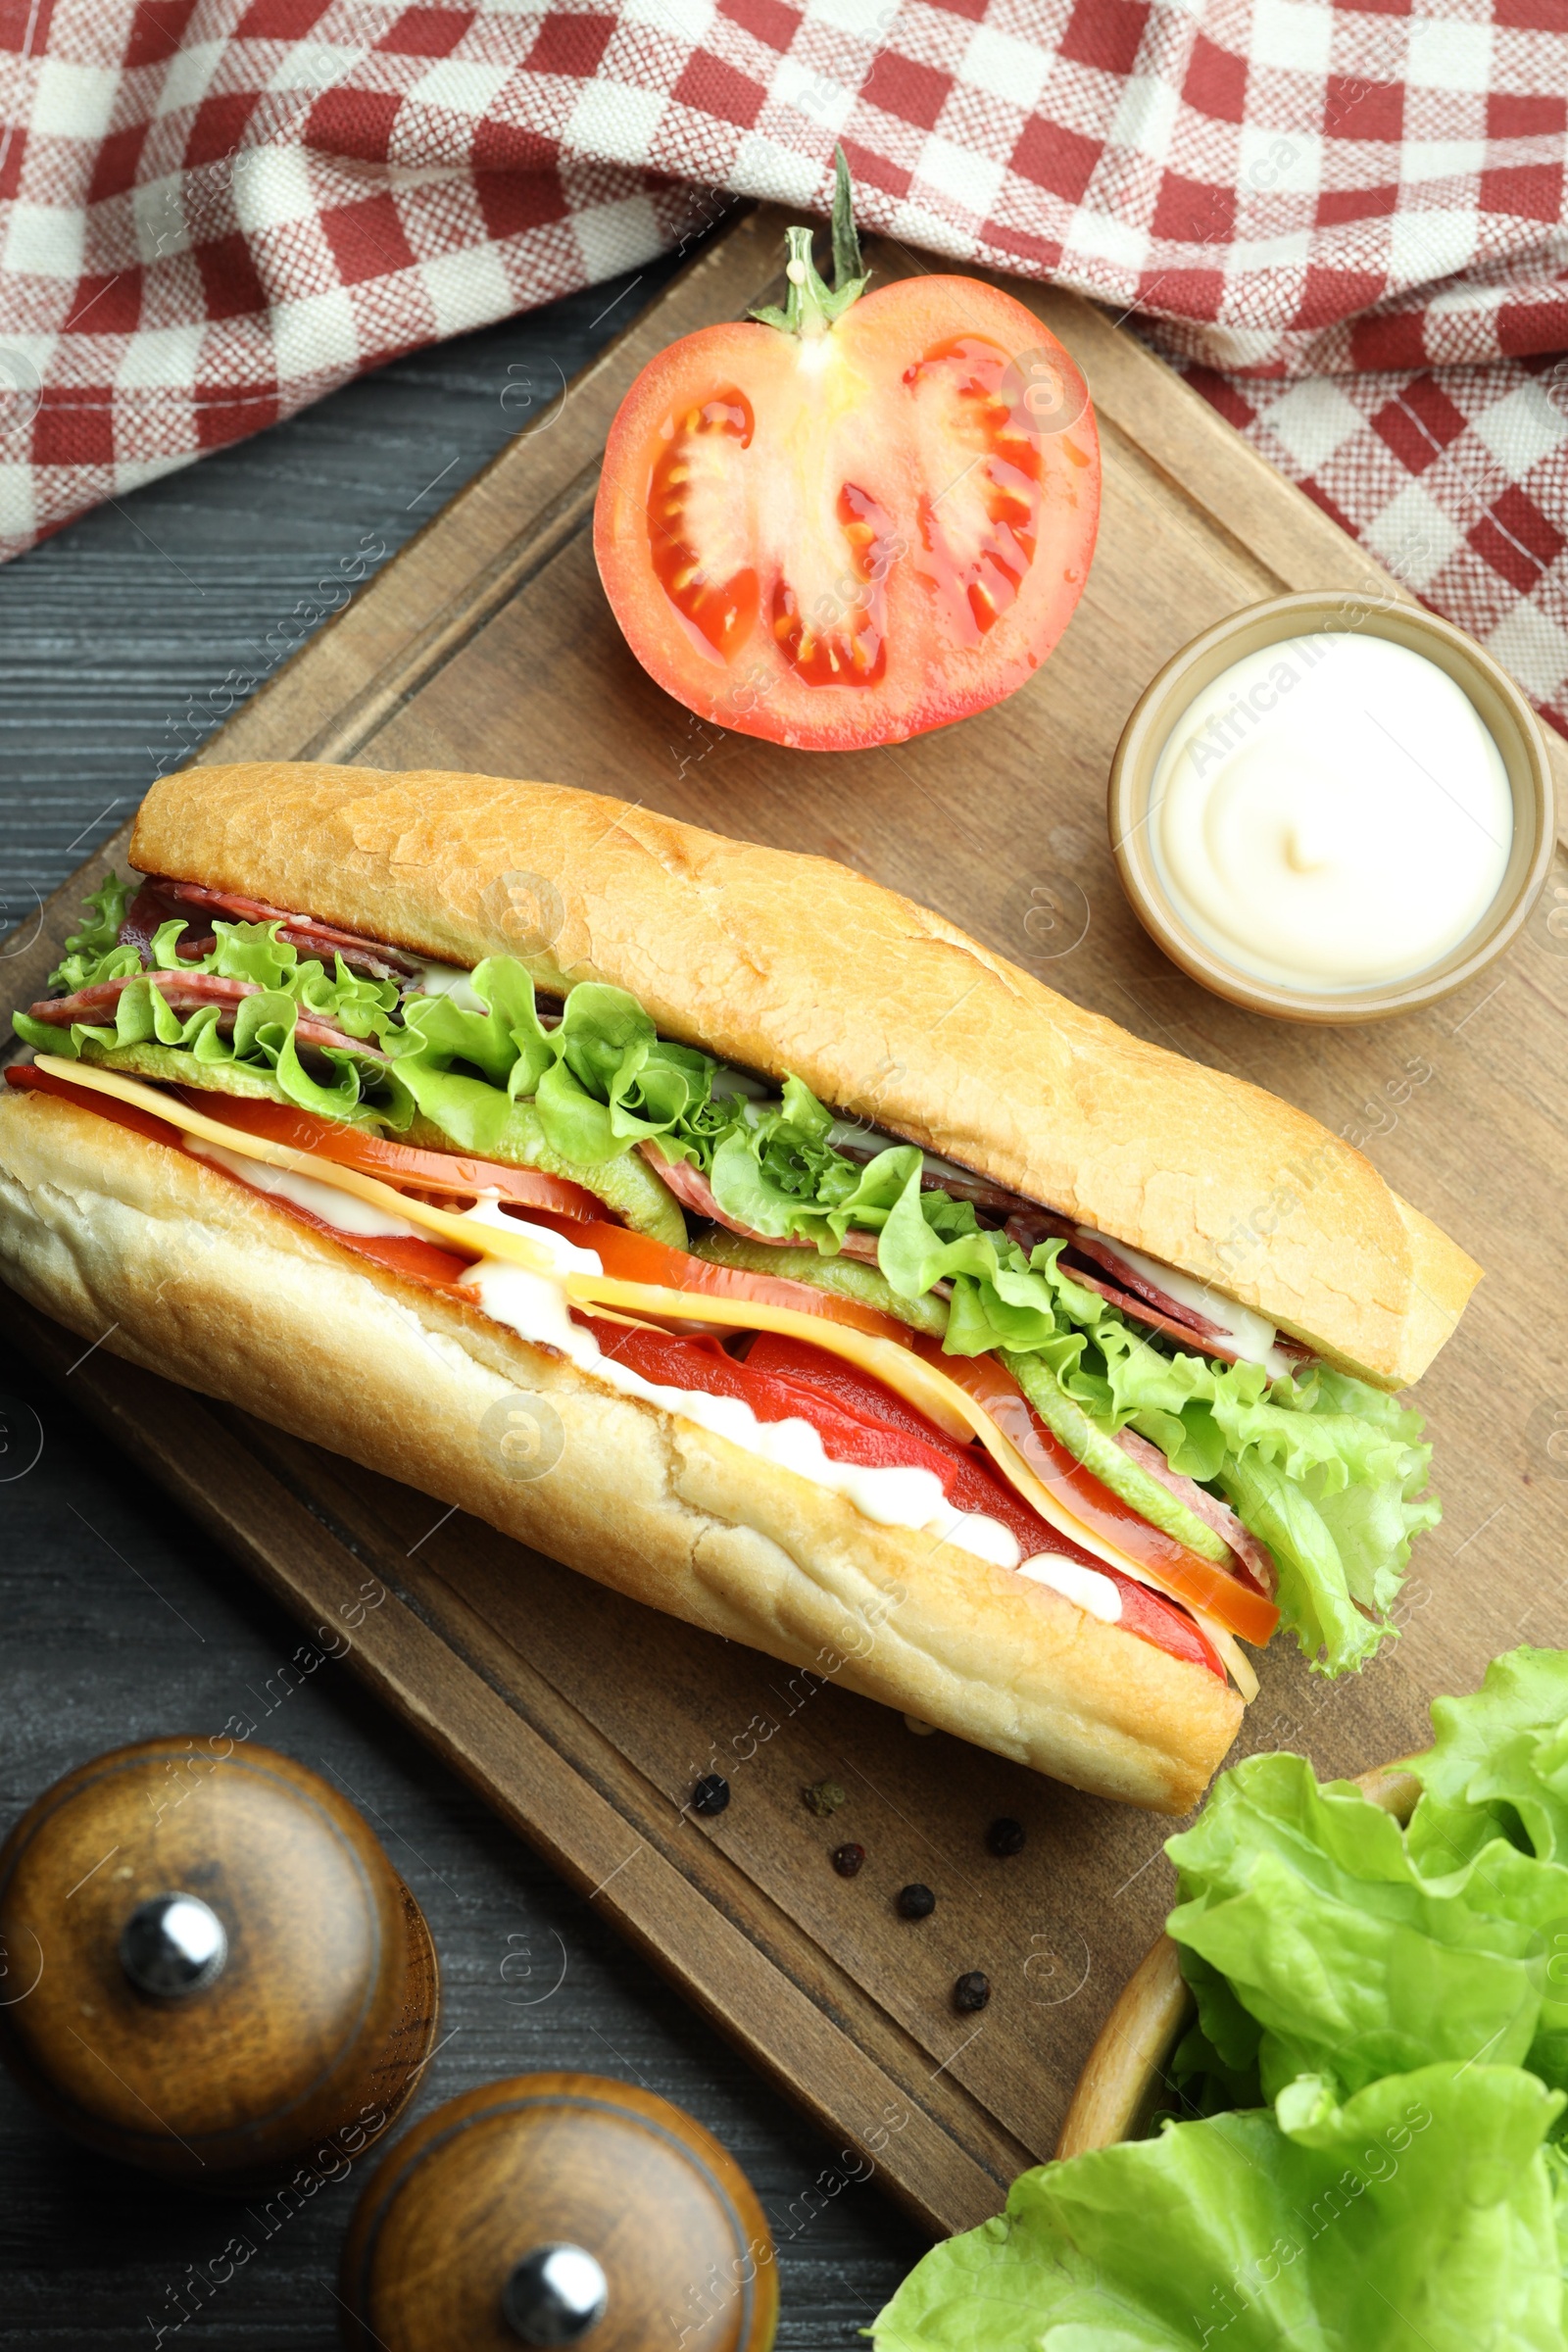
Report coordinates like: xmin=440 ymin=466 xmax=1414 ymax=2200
xmin=3 ymin=1 xmax=1566 ymax=726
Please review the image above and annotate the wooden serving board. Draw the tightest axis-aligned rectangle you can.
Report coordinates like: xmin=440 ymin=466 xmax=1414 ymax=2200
xmin=6 ymin=205 xmax=1568 ymax=2240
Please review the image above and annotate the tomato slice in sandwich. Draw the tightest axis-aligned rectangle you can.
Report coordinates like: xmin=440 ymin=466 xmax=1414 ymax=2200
xmin=926 ymin=1344 xmax=1279 ymax=1647
xmin=551 ymin=1219 xmax=914 ymax=1348
xmin=593 ymin=1321 xmax=1224 ymax=1680
xmin=181 ymin=1092 xmax=603 ymax=1219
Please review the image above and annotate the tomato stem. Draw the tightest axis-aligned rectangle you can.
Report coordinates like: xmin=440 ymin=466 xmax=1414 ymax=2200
xmin=828 ymin=143 xmax=864 ymax=289
xmin=749 ymin=145 xmax=870 ymax=340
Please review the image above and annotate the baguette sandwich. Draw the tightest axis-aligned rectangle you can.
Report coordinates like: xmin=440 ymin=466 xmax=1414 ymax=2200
xmin=0 ymin=764 xmax=1482 ymax=1811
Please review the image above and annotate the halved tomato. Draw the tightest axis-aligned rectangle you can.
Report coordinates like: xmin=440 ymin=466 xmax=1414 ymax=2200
xmin=594 ymin=176 xmax=1100 ymax=751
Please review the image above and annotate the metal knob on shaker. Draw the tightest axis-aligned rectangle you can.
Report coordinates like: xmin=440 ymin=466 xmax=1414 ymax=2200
xmin=0 ymin=1736 xmax=440 ymax=2190
xmin=338 ymin=2072 xmax=778 ymax=2352
xmin=119 ymin=1891 xmax=229 ymax=1998
xmin=501 ymin=2242 xmax=610 ymax=2344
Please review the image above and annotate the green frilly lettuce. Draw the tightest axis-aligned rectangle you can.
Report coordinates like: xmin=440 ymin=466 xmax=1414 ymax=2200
xmin=1407 ymin=1647 xmax=1568 ymax=1875
xmin=877 ymin=1656 xmax=1568 ymax=2352
xmin=873 ymin=2064 xmax=1568 ymax=2352
xmin=1165 ymin=1751 xmax=1568 ymax=2109
xmin=52 ymin=873 xmax=134 ymax=992
xmin=15 ymin=909 xmax=396 ymax=1120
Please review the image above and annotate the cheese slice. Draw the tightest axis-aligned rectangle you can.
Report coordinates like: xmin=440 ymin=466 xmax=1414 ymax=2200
xmin=34 ymin=1054 xmax=1260 ymax=1675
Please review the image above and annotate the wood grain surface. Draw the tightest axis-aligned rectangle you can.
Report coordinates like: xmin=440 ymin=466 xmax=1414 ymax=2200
xmin=6 ymin=200 xmax=1568 ymax=2270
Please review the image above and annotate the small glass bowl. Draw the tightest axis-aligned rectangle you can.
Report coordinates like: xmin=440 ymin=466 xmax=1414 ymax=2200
xmin=1107 ymin=590 xmax=1556 ymax=1025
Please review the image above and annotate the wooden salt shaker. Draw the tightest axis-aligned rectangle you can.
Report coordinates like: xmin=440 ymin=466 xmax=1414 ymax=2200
xmin=338 ymin=2072 xmax=778 ymax=2351
xmin=0 ymin=1736 xmax=439 ymax=2189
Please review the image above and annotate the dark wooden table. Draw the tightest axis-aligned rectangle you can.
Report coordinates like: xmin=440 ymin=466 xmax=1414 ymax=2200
xmin=0 ymin=260 xmax=925 ymax=2348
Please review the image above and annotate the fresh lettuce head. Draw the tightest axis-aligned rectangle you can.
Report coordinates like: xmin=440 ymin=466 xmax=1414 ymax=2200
xmin=872 ymin=2063 xmax=1568 ymax=2352
xmin=1407 ymin=1647 xmax=1568 ymax=1875
xmin=1164 ymin=1752 xmax=1568 ymax=2105
xmin=877 ymin=1653 xmax=1568 ymax=2352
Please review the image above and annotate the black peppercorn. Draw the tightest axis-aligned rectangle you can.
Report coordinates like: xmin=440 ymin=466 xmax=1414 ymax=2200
xmin=986 ymin=1816 xmax=1026 ymax=1857
xmin=954 ymin=1971 xmax=991 ymax=2013
xmin=832 ymin=1842 xmax=865 ymax=1878
xmin=691 ymin=1774 xmax=730 ymax=1816
xmin=896 ymin=1882 xmax=936 ymax=1920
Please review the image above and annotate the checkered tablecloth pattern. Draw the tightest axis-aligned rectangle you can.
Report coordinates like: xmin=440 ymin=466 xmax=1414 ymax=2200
xmin=2 ymin=0 xmax=1566 ymax=726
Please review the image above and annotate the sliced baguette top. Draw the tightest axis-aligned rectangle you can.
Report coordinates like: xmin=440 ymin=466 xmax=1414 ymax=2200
xmin=130 ymin=761 xmax=1482 ymax=1388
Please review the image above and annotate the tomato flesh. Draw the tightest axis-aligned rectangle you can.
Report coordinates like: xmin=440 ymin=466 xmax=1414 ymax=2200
xmin=906 ymin=337 xmax=1044 ymax=642
xmin=590 ymin=1321 xmax=1221 ymax=1679
xmin=648 ymin=391 xmax=760 ymax=659
xmin=180 ymin=1090 xmax=602 ymax=1219
xmin=595 ymin=276 xmax=1099 ymax=750
xmin=924 ymin=1343 xmax=1279 ymax=1648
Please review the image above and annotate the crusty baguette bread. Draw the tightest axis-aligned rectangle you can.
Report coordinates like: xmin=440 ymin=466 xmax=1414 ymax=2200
xmin=0 ymin=1088 xmax=1241 ymax=1812
xmin=130 ymin=762 xmax=1481 ymax=1389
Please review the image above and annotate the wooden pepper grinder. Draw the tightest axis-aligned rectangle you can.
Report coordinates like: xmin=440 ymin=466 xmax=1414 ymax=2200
xmin=338 ymin=2073 xmax=779 ymax=2352
xmin=0 ymin=1736 xmax=439 ymax=2190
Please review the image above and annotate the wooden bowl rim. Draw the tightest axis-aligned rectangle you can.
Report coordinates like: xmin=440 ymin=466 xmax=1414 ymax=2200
xmin=1054 ymin=1762 xmax=1422 ymax=2160
xmin=1106 ymin=591 xmax=1556 ymax=1026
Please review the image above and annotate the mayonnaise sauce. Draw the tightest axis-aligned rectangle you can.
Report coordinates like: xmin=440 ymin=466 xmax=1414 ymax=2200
xmin=193 ymin=1159 xmax=1025 ymax=1573
xmin=409 ymin=958 xmax=487 ymax=1010
xmin=1017 ymin=1552 xmax=1122 ymax=1623
xmin=1150 ymin=632 xmax=1513 ymax=991
xmin=185 ymin=1138 xmax=429 ymax=1237
xmin=453 ymin=1204 xmax=1022 ymax=1570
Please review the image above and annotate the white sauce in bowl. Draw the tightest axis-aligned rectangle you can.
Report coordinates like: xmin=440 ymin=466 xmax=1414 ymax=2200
xmin=1149 ymin=632 xmax=1512 ymax=991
